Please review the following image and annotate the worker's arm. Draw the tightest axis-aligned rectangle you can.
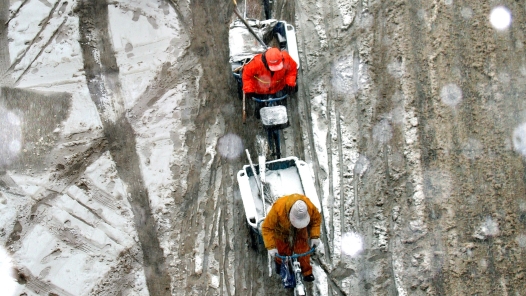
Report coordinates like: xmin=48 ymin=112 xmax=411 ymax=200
xmin=242 ymin=60 xmax=258 ymax=94
xmin=307 ymin=203 xmax=322 ymax=239
xmin=261 ymin=207 xmax=278 ymax=249
xmin=283 ymin=51 xmax=298 ymax=87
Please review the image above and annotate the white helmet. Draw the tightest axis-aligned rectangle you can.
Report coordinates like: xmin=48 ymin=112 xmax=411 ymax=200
xmin=289 ymin=200 xmax=310 ymax=229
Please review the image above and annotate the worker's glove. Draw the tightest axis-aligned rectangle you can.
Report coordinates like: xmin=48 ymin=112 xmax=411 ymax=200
xmin=268 ymin=248 xmax=278 ymax=257
xmin=284 ymin=85 xmax=295 ymax=95
xmin=310 ymin=238 xmax=321 ymax=249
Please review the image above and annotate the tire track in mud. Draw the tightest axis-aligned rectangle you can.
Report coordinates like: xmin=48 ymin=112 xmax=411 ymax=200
xmin=14 ymin=18 xmax=68 ymax=84
xmin=399 ymin=0 xmax=526 ymax=294
xmin=76 ymin=1 xmax=171 ymax=295
xmin=6 ymin=0 xmax=65 ymax=80
xmin=167 ymin=1 xmax=302 ymax=294
xmin=432 ymin=1 xmax=526 ymax=294
xmin=4 ymin=0 xmax=29 ymax=26
xmin=295 ymin=0 xmax=526 ymax=294
xmin=295 ymin=5 xmax=367 ymax=267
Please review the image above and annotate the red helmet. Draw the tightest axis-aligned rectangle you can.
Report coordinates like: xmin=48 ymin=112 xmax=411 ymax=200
xmin=266 ymin=48 xmax=284 ymax=71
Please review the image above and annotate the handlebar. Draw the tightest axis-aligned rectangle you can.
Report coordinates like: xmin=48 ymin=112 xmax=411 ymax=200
xmin=251 ymin=94 xmax=288 ymax=103
xmin=274 ymin=247 xmax=316 ymax=260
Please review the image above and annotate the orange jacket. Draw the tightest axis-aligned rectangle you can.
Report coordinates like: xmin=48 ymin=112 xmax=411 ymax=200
xmin=242 ymin=50 xmax=298 ymax=95
xmin=261 ymin=194 xmax=322 ymax=250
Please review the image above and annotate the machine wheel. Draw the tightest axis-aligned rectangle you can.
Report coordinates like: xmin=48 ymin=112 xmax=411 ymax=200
xmin=267 ymin=128 xmax=284 ymax=159
xmin=246 ymin=220 xmax=259 ymax=251
xmin=263 ymin=0 xmax=272 ymax=19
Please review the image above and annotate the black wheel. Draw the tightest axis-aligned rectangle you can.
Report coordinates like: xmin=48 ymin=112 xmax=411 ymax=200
xmin=273 ymin=129 xmax=281 ymax=159
xmin=266 ymin=129 xmax=276 ymax=158
xmin=263 ymin=0 xmax=271 ymax=19
xmin=246 ymin=220 xmax=259 ymax=251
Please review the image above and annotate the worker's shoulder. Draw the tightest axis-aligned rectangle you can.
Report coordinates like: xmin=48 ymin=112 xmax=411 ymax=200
xmin=248 ymin=53 xmax=263 ymax=64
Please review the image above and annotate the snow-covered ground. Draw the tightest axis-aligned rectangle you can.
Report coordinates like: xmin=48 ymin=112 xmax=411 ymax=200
xmin=1 ymin=0 xmax=186 ymax=294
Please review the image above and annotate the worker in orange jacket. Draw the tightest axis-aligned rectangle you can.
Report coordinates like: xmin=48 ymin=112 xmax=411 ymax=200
xmin=261 ymin=193 xmax=322 ymax=282
xmin=242 ymin=47 xmax=298 ymax=117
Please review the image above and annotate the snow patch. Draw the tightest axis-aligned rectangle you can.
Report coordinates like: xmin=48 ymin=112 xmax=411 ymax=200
xmin=108 ymin=2 xmax=184 ymax=107
xmin=331 ymin=53 xmax=359 ymax=96
xmin=312 ymin=264 xmax=328 ymax=295
xmin=0 ymin=247 xmax=17 ymax=296
xmin=0 ymin=106 xmax=23 ymax=167
xmin=336 ymin=0 xmax=358 ymax=29
xmin=512 ymin=122 xmax=526 ymax=157
xmin=473 ymin=216 xmax=499 ymax=240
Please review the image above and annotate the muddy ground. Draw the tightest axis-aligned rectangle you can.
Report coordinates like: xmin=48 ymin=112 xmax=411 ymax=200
xmin=1 ymin=0 xmax=525 ymax=295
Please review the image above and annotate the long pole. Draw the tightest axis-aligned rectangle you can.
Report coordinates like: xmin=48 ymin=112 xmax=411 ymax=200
xmin=232 ymin=0 xmax=268 ymax=49
xmin=245 ymin=149 xmax=265 ymax=215
xmin=242 ymin=91 xmax=246 ymax=123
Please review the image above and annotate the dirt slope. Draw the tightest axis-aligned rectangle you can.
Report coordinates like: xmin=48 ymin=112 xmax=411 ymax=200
xmin=294 ymin=0 xmax=526 ymax=295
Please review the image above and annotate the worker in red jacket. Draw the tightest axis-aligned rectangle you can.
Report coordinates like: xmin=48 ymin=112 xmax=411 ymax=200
xmin=242 ymin=47 xmax=298 ymax=116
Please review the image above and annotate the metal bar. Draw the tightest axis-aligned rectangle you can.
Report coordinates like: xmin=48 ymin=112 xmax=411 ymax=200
xmin=232 ymin=0 xmax=268 ymax=49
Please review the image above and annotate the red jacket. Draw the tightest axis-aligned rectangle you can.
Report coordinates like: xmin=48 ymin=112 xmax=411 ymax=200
xmin=242 ymin=50 xmax=298 ymax=95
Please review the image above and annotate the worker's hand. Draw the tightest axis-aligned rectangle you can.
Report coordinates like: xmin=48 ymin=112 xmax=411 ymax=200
xmin=310 ymin=238 xmax=321 ymax=248
xmin=284 ymin=85 xmax=295 ymax=95
xmin=268 ymin=248 xmax=278 ymax=257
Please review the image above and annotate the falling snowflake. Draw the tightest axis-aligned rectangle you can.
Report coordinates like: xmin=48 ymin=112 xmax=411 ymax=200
xmin=341 ymin=232 xmax=364 ymax=257
xmin=217 ymin=133 xmax=244 ymax=160
xmin=489 ymin=6 xmax=512 ymax=30
xmin=513 ymin=123 xmax=526 ymax=157
xmin=372 ymin=119 xmax=393 ymax=144
xmin=461 ymin=7 xmax=473 ymax=19
xmin=440 ymin=83 xmax=463 ymax=107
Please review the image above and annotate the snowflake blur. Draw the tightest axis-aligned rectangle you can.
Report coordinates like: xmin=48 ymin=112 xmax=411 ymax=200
xmin=516 ymin=234 xmax=526 ymax=248
xmin=341 ymin=232 xmax=364 ymax=257
xmin=217 ymin=133 xmax=244 ymax=160
xmin=461 ymin=7 xmax=473 ymax=19
xmin=372 ymin=119 xmax=393 ymax=144
xmin=489 ymin=6 xmax=512 ymax=30
xmin=0 ymin=107 xmax=23 ymax=167
xmin=439 ymin=83 xmax=462 ymax=107
xmin=0 ymin=247 xmax=16 ymax=296
xmin=461 ymin=138 xmax=483 ymax=160
xmin=513 ymin=122 xmax=526 ymax=157
xmin=473 ymin=216 xmax=499 ymax=240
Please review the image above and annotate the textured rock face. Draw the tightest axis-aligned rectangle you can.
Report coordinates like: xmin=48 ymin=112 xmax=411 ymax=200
xmin=0 ymin=0 xmax=525 ymax=295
